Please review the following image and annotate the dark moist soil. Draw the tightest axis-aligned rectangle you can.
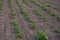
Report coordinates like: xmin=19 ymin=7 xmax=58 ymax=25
xmin=0 ymin=0 xmax=60 ymax=40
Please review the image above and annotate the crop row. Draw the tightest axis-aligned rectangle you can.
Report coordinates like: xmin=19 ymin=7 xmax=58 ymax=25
xmin=33 ymin=8 xmax=48 ymax=22
xmin=0 ymin=0 xmax=3 ymax=10
xmin=15 ymin=0 xmax=36 ymax=29
xmin=30 ymin=0 xmax=60 ymax=21
xmin=8 ymin=0 xmax=22 ymax=39
xmin=21 ymin=0 xmax=48 ymax=22
xmin=15 ymin=0 xmax=48 ymax=40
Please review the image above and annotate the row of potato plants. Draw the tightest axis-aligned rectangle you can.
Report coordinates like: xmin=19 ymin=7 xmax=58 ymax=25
xmin=0 ymin=0 xmax=3 ymax=10
xmin=30 ymin=0 xmax=60 ymax=21
xmin=22 ymin=0 xmax=48 ymax=22
xmin=8 ymin=0 xmax=22 ymax=39
xmin=33 ymin=8 xmax=48 ymax=22
xmin=15 ymin=0 xmax=36 ymax=29
xmin=15 ymin=0 xmax=48 ymax=40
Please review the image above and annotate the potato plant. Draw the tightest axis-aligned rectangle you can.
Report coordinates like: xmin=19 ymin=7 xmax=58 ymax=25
xmin=35 ymin=31 xmax=48 ymax=40
xmin=31 ymin=22 xmax=36 ymax=29
xmin=22 ymin=0 xmax=28 ymax=4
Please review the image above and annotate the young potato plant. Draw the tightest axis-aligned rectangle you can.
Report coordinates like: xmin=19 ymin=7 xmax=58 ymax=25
xmin=12 ymin=21 xmax=22 ymax=39
xmin=15 ymin=0 xmax=37 ymax=29
xmin=41 ymin=5 xmax=48 ymax=11
xmin=35 ymin=31 xmax=48 ymax=40
xmin=31 ymin=22 xmax=36 ymax=29
xmin=22 ymin=0 xmax=28 ymax=5
xmin=54 ymin=29 xmax=60 ymax=34
xmin=34 ymin=9 xmax=48 ymax=22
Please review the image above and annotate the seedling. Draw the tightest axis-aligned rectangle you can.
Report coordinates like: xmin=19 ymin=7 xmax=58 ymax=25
xmin=54 ymin=29 xmax=60 ymax=34
xmin=16 ymin=33 xmax=22 ymax=39
xmin=41 ymin=5 xmax=48 ymax=11
xmin=12 ymin=21 xmax=22 ymax=38
xmin=35 ymin=31 xmax=48 ymax=40
xmin=10 ymin=11 xmax=16 ymax=19
xmin=31 ymin=23 xmax=36 ymax=29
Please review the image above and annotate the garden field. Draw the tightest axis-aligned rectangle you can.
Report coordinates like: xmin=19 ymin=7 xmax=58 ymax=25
xmin=0 ymin=0 xmax=60 ymax=40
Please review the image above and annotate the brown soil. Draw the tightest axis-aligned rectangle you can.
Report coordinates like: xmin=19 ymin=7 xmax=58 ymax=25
xmin=0 ymin=0 xmax=60 ymax=40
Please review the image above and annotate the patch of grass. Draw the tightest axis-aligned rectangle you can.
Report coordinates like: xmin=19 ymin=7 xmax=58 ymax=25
xmin=35 ymin=31 xmax=48 ymax=40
